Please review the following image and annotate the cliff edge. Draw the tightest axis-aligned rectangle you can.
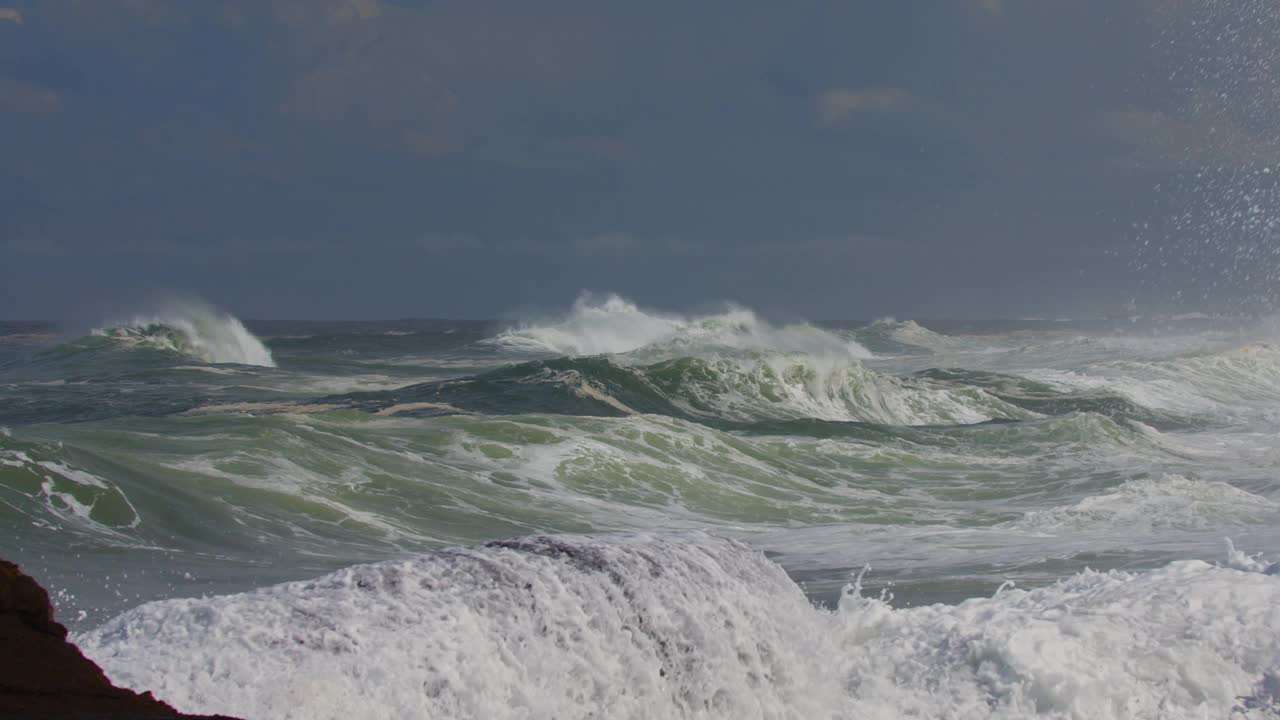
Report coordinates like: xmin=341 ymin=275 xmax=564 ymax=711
xmin=0 ymin=559 xmax=242 ymax=719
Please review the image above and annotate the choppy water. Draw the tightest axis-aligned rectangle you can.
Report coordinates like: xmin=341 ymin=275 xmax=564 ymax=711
xmin=4 ymin=295 xmax=1280 ymax=719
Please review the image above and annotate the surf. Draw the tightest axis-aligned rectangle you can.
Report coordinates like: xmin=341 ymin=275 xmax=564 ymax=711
xmin=322 ymin=352 xmax=1031 ymax=426
xmin=487 ymin=293 xmax=871 ymax=361
xmin=90 ymin=301 xmax=275 ymax=367
xmin=73 ymin=533 xmax=1280 ymax=720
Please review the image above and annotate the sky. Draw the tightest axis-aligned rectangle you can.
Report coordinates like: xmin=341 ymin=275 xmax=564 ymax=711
xmin=2 ymin=0 xmax=1277 ymax=320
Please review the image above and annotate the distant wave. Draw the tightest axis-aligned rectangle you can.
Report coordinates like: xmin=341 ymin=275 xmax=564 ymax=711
xmin=1009 ymin=474 xmax=1279 ymax=531
xmin=92 ymin=302 xmax=275 ymax=367
xmin=854 ymin=318 xmax=955 ymax=355
xmin=487 ymin=293 xmax=871 ymax=360
xmin=1026 ymin=342 xmax=1280 ymax=422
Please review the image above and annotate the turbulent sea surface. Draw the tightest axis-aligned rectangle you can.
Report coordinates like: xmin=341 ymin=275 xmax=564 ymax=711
xmin=3 ymin=296 xmax=1280 ymax=719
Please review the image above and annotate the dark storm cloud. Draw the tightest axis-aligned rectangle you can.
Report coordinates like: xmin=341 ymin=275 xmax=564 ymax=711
xmin=0 ymin=0 xmax=1264 ymax=318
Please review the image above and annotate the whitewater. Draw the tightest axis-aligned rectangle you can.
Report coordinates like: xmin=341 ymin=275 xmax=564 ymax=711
xmin=3 ymin=295 xmax=1280 ymax=719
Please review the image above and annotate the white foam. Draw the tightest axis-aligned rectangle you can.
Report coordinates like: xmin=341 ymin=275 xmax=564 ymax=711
xmin=835 ymin=554 xmax=1280 ymax=719
xmin=874 ymin=318 xmax=974 ymax=353
xmin=172 ymin=365 xmax=241 ymax=376
xmin=76 ymin=534 xmax=1280 ymax=720
xmin=488 ymin=293 xmax=870 ymax=360
xmin=1011 ymin=474 xmax=1280 ymax=531
xmin=1227 ymin=539 xmax=1280 ymax=575
xmin=0 ymin=445 xmax=143 ymax=536
xmin=79 ymin=534 xmax=842 ymax=719
xmin=94 ymin=300 xmax=275 ymax=367
xmin=1026 ymin=343 xmax=1280 ymax=423
xmin=36 ymin=459 xmax=109 ymax=488
xmin=656 ymin=354 xmax=1029 ymax=425
xmin=480 ymin=295 xmax=1034 ymax=425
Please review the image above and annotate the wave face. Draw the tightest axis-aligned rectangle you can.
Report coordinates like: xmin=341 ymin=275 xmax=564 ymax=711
xmin=639 ymin=355 xmax=1023 ymax=424
xmin=1026 ymin=343 xmax=1280 ymax=424
xmin=344 ymin=298 xmax=1036 ymax=427
xmin=92 ymin=302 xmax=275 ymax=367
xmin=76 ymin=534 xmax=1280 ymax=720
xmin=326 ymin=353 xmax=1029 ymax=425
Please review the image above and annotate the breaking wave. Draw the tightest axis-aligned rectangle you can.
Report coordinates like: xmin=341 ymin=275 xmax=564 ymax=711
xmin=329 ymin=354 xmax=1028 ymax=426
xmin=1010 ymin=474 xmax=1280 ymax=531
xmin=636 ymin=355 xmax=1023 ymax=425
xmin=77 ymin=533 xmax=1280 ymax=720
xmin=1027 ymin=342 xmax=1280 ymax=421
xmin=854 ymin=318 xmax=957 ymax=355
xmin=91 ymin=302 xmax=275 ymax=367
xmin=487 ymin=293 xmax=870 ymax=360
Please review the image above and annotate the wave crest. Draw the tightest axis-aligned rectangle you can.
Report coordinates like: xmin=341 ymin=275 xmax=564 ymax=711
xmin=488 ymin=293 xmax=870 ymax=360
xmin=329 ymin=353 xmax=1027 ymax=426
xmin=1027 ymin=343 xmax=1280 ymax=420
xmin=93 ymin=303 xmax=275 ymax=367
xmin=646 ymin=354 xmax=1024 ymax=425
xmin=76 ymin=533 xmax=1280 ymax=720
xmin=78 ymin=534 xmax=839 ymax=720
xmin=1009 ymin=474 xmax=1279 ymax=531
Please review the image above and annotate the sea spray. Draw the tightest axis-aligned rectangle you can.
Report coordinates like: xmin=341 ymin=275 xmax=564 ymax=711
xmin=93 ymin=301 xmax=275 ymax=367
xmin=488 ymin=293 xmax=871 ymax=360
xmin=75 ymin=533 xmax=1280 ymax=720
xmin=1134 ymin=0 xmax=1280 ymax=312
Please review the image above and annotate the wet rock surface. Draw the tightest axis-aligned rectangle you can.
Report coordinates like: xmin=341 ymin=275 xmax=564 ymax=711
xmin=0 ymin=559 xmax=242 ymax=719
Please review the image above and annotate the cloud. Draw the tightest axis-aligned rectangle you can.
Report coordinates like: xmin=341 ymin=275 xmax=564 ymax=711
xmin=406 ymin=233 xmax=481 ymax=253
xmin=575 ymin=232 xmax=635 ymax=254
xmin=37 ymin=0 xmax=197 ymax=33
xmin=0 ymin=7 xmax=21 ymax=24
xmin=266 ymin=0 xmax=383 ymax=26
xmin=402 ymin=132 xmax=465 ymax=159
xmin=0 ymin=236 xmax=64 ymax=255
xmin=276 ymin=58 xmax=458 ymax=138
xmin=974 ymin=0 xmax=1004 ymax=18
xmin=0 ymin=78 xmax=60 ymax=113
xmin=2 ymin=0 xmax=1258 ymax=318
xmin=814 ymin=87 xmax=912 ymax=126
xmin=551 ymin=136 xmax=632 ymax=163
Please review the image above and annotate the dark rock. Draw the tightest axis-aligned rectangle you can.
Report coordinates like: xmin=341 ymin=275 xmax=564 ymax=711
xmin=0 ymin=558 xmax=243 ymax=719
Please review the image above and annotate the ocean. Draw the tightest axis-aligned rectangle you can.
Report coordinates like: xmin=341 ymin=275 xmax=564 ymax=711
xmin=2 ymin=294 xmax=1279 ymax=719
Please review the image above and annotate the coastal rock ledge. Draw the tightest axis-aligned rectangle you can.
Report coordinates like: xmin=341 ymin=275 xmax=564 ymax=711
xmin=0 ymin=559 xmax=242 ymax=720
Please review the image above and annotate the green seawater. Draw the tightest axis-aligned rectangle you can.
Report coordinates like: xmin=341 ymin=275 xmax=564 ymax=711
xmin=3 ymin=312 xmax=1279 ymax=626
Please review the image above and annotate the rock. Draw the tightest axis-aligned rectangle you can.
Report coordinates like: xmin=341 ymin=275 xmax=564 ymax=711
xmin=0 ymin=559 xmax=243 ymax=719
